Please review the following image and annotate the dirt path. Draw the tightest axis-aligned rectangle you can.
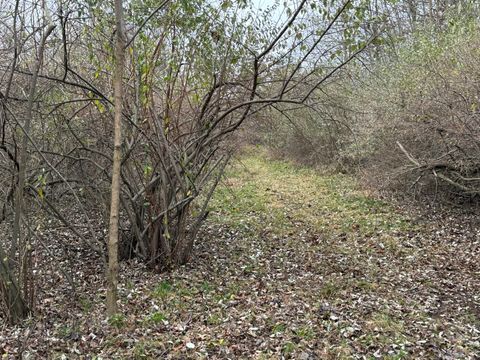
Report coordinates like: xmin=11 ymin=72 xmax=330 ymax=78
xmin=1 ymin=151 xmax=479 ymax=359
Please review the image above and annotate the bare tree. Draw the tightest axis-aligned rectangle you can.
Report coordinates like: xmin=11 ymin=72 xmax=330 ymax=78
xmin=0 ymin=0 xmax=56 ymax=322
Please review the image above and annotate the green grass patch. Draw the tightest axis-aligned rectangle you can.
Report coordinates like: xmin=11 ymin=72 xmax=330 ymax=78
xmin=208 ymin=150 xmax=413 ymax=237
xmin=147 ymin=311 xmax=167 ymax=324
xmin=282 ymin=341 xmax=296 ymax=355
xmin=108 ymin=313 xmax=126 ymax=329
xmin=295 ymin=326 xmax=316 ymax=340
xmin=153 ymin=280 xmax=173 ymax=299
xmin=272 ymin=323 xmax=287 ymax=334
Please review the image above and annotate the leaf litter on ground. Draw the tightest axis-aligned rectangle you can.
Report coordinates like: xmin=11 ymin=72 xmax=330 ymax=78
xmin=0 ymin=149 xmax=479 ymax=359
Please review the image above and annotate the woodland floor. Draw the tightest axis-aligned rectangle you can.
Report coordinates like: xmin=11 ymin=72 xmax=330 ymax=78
xmin=1 ymin=148 xmax=479 ymax=359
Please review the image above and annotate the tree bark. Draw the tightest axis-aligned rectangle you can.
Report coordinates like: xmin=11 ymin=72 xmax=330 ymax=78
xmin=106 ymin=0 xmax=125 ymax=316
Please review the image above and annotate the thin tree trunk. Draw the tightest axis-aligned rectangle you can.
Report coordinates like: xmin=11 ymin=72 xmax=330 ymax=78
xmin=106 ymin=0 xmax=126 ymax=316
xmin=5 ymin=24 xmax=55 ymax=323
xmin=0 ymin=247 xmax=27 ymax=323
xmin=12 ymin=24 xmax=55 ymax=260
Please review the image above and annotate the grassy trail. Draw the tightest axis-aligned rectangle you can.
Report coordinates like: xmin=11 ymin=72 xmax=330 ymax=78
xmin=212 ymin=149 xmax=411 ymax=236
xmin=25 ymin=149 xmax=478 ymax=359
xmin=195 ymin=149 xmax=478 ymax=359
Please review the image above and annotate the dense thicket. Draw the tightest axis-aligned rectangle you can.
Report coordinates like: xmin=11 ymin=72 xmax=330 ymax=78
xmin=256 ymin=1 xmax=480 ymax=202
xmin=0 ymin=0 xmax=378 ymax=322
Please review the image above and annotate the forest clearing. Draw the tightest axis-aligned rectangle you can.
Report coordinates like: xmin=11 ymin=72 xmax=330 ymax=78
xmin=2 ymin=150 xmax=478 ymax=359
